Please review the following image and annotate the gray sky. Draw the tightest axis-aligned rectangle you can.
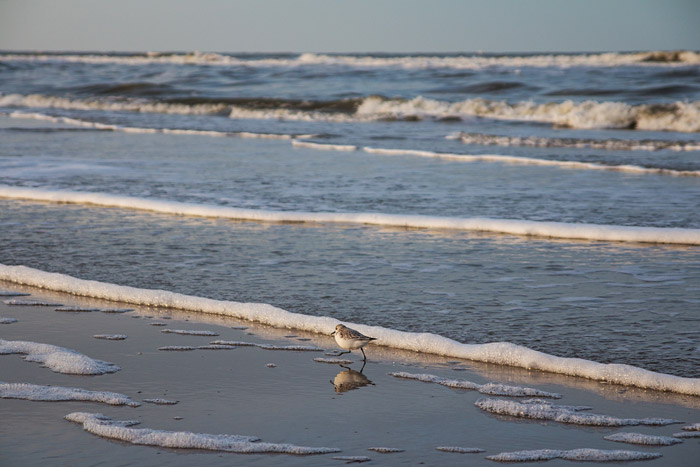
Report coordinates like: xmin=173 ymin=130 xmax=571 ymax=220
xmin=0 ymin=0 xmax=698 ymax=53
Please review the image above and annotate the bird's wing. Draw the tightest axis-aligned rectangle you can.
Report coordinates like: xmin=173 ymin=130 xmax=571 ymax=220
xmin=347 ymin=328 xmax=373 ymax=340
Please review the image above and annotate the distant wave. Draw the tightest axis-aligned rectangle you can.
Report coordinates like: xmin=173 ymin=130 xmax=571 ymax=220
xmin=1 ymin=263 xmax=699 ymax=396
xmin=2 ymin=93 xmax=699 ymax=132
xmin=7 ymin=112 xmax=700 ymax=176
xmin=1 ymin=186 xmax=699 ymax=244
xmin=1 ymin=50 xmax=699 ymax=69
xmin=449 ymin=131 xmax=700 ymax=152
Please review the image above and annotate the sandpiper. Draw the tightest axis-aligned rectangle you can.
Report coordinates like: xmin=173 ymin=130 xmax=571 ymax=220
xmin=331 ymin=324 xmax=376 ymax=362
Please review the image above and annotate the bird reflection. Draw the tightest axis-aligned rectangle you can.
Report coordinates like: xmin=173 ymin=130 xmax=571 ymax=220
xmin=330 ymin=364 xmax=374 ymax=393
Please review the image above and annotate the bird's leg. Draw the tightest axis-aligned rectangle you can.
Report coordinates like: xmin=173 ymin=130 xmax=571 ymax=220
xmin=361 ymin=348 xmax=367 ymax=361
xmin=336 ymin=350 xmax=351 ymax=356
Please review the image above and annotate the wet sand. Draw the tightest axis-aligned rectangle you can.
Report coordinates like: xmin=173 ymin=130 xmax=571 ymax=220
xmin=1 ymin=283 xmax=699 ymax=466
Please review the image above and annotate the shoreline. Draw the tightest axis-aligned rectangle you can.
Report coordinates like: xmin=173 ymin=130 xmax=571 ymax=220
xmin=2 ymin=263 xmax=700 ymax=397
xmin=2 ymin=283 xmax=700 ymax=465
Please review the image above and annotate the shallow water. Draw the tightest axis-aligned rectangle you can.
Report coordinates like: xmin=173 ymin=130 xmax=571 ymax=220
xmin=0 ymin=51 xmax=699 ymax=381
xmin=1 ymin=295 xmax=700 ymax=466
xmin=2 ymin=197 xmax=699 ymax=376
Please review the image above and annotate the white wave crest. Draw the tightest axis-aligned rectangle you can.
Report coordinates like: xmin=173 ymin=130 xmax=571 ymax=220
xmin=0 ymin=94 xmax=357 ymax=122
xmin=297 ymin=51 xmax=700 ymax=69
xmin=1 ymin=186 xmax=698 ymax=244
xmin=356 ymin=96 xmax=700 ymax=133
xmin=0 ymin=93 xmax=228 ymax=115
xmin=2 ymin=264 xmax=700 ymax=396
xmin=4 ymin=93 xmax=699 ymax=132
xmin=2 ymin=50 xmax=699 ymax=69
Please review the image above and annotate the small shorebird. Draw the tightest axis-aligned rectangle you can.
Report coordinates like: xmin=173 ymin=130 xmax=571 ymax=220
xmin=331 ymin=324 xmax=376 ymax=362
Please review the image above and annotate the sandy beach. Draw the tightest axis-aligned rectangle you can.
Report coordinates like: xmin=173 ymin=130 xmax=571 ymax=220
xmin=2 ymin=282 xmax=699 ymax=466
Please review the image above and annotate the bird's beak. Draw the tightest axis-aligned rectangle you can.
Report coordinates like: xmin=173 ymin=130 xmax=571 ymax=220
xmin=330 ymin=331 xmax=336 ymax=336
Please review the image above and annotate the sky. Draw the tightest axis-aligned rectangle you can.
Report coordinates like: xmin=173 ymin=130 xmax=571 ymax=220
xmin=0 ymin=0 xmax=698 ymax=53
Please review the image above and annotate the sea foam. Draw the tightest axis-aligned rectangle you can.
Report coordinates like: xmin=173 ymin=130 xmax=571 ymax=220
xmin=451 ymin=131 xmax=700 ymax=152
xmin=65 ymin=412 xmax=340 ymax=455
xmin=390 ymin=372 xmax=561 ymax=398
xmin=604 ymin=432 xmax=682 ymax=446
xmin=0 ymin=338 xmax=120 ymax=375
xmin=1 ymin=186 xmax=698 ymax=245
xmin=2 ymin=264 xmax=700 ymax=396
xmin=355 ymin=96 xmax=700 ymax=133
xmin=362 ymin=146 xmax=700 ymax=177
xmin=0 ymin=382 xmax=139 ymax=406
xmin=4 ymin=93 xmax=699 ymax=132
xmin=486 ymin=448 xmax=661 ymax=462
xmin=475 ymin=398 xmax=680 ymax=427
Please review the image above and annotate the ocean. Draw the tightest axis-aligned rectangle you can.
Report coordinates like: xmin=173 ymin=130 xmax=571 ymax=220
xmin=1 ymin=50 xmax=699 ymax=381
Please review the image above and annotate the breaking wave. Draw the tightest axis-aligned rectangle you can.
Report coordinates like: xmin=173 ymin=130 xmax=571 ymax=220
xmin=355 ymin=96 xmax=700 ymax=133
xmin=2 ymin=93 xmax=699 ymax=132
xmin=1 ymin=50 xmax=699 ymax=69
xmin=1 ymin=186 xmax=699 ymax=244
xmin=1 ymin=264 xmax=700 ymax=396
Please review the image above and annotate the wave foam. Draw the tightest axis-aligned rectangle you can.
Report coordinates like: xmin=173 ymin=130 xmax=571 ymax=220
xmin=2 ymin=51 xmax=699 ymax=68
xmin=0 ymin=382 xmax=139 ymax=406
xmin=673 ymin=431 xmax=700 ymax=438
xmin=389 ymin=371 xmax=561 ymax=398
xmin=65 ymin=412 xmax=340 ymax=455
xmin=435 ymin=446 xmax=484 ymax=453
xmin=682 ymin=422 xmax=700 ymax=431
xmin=5 ymin=110 xmax=311 ymax=140
xmin=486 ymin=448 xmax=661 ymax=462
xmin=161 ymin=329 xmax=219 ymax=336
xmin=451 ymin=131 xmax=700 ymax=152
xmin=0 ymin=338 xmax=120 ymax=375
xmin=1 ymin=186 xmax=698 ymax=244
xmin=211 ymin=340 xmax=323 ymax=352
xmin=604 ymin=432 xmax=682 ymax=446
xmin=475 ymin=398 xmax=680 ymax=426
xmin=362 ymin=146 xmax=700 ymax=177
xmin=292 ymin=140 xmax=357 ymax=151
xmin=10 ymin=110 xmax=698 ymax=176
xmin=356 ymin=96 xmax=700 ymax=133
xmin=4 ymin=93 xmax=699 ymax=132
xmin=2 ymin=264 xmax=700 ymax=396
